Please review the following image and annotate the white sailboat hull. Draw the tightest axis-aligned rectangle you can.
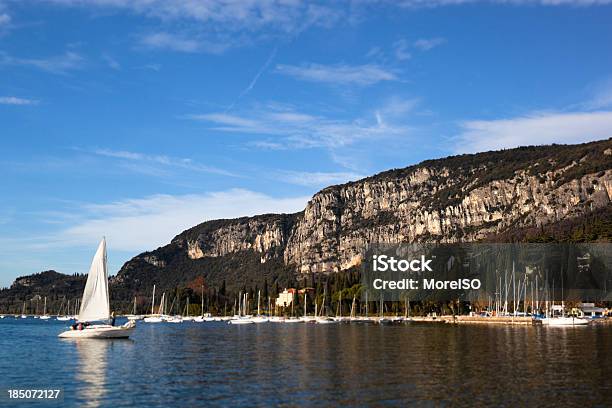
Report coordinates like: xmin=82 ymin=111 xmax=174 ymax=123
xmin=228 ymin=318 xmax=255 ymax=324
xmin=542 ymin=317 xmax=590 ymax=326
xmin=58 ymin=323 xmax=135 ymax=339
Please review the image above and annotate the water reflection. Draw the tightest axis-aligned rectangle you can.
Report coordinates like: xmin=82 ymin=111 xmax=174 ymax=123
xmin=73 ymin=340 xmax=112 ymax=407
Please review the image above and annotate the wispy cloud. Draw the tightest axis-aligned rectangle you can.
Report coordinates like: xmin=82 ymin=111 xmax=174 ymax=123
xmin=275 ymin=63 xmax=399 ymax=86
xmin=135 ymin=63 xmax=161 ymax=71
xmin=276 ymin=170 xmax=363 ymax=187
xmin=393 ymin=39 xmax=411 ymax=60
xmin=140 ymin=32 xmax=205 ymax=53
xmin=46 ymin=0 xmax=343 ymax=53
xmin=413 ymin=37 xmax=446 ymax=51
xmin=582 ymin=78 xmax=612 ymax=110
xmin=48 ymin=0 xmax=342 ymax=31
xmin=396 ymin=0 xmax=612 ymax=8
xmin=454 ymin=110 xmax=612 ymax=153
xmin=50 ymin=189 xmax=309 ymax=251
xmin=0 ymin=12 xmax=10 ymax=28
xmin=0 ymin=96 xmax=38 ymax=105
xmin=101 ymin=53 xmax=120 ymax=70
xmin=0 ymin=51 xmax=83 ymax=74
xmin=186 ymin=104 xmax=410 ymax=150
xmin=89 ymin=148 xmax=239 ymax=177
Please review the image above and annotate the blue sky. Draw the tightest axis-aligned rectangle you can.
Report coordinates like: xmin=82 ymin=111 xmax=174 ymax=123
xmin=1 ymin=0 xmax=612 ymax=287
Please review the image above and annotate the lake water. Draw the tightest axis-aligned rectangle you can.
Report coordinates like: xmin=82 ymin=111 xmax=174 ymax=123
xmin=1 ymin=318 xmax=611 ymax=407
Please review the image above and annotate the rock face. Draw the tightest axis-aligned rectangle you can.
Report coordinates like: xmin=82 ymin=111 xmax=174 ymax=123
xmin=121 ymin=139 xmax=612 ymax=278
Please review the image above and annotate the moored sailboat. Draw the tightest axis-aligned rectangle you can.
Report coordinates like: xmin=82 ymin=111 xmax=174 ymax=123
xmin=40 ymin=297 xmax=51 ymax=320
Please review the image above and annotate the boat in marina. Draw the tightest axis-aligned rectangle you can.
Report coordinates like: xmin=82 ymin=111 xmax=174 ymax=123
xmin=314 ymin=288 xmax=337 ymax=324
xmin=58 ymin=238 xmax=136 ymax=339
xmin=126 ymin=297 xmax=143 ymax=320
xmin=182 ymin=298 xmax=194 ymax=321
xmin=542 ymin=316 xmax=590 ymax=326
xmin=228 ymin=292 xmax=255 ymax=324
xmin=251 ymin=290 xmax=269 ymax=323
xmin=40 ymin=297 xmax=51 ymax=320
xmin=144 ymin=286 xmax=165 ymax=323
xmin=56 ymin=299 xmax=73 ymax=321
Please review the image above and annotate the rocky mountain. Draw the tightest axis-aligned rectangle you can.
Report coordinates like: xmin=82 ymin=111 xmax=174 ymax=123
xmin=2 ymin=139 xmax=611 ymax=311
xmin=115 ymin=139 xmax=611 ymax=294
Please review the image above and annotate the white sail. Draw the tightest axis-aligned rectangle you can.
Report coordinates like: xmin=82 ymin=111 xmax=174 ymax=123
xmin=78 ymin=238 xmax=110 ymax=322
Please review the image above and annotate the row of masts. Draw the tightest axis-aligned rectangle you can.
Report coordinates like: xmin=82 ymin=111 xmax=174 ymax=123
xmin=487 ymin=262 xmax=570 ymax=317
xmin=11 ymin=296 xmax=80 ymax=317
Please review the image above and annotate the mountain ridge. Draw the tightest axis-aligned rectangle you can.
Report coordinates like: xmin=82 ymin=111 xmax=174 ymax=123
xmin=116 ymin=139 xmax=611 ymax=289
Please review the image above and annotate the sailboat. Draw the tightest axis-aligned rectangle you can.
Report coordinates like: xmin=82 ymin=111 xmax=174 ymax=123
xmin=40 ymin=297 xmax=51 ymax=320
xmin=144 ymin=285 xmax=164 ymax=323
xmin=127 ymin=297 xmax=143 ymax=320
xmin=228 ymin=292 xmax=255 ymax=324
xmin=378 ymin=293 xmax=392 ymax=325
xmin=182 ymin=298 xmax=194 ymax=321
xmin=20 ymin=301 xmax=27 ymax=318
xmin=252 ymin=290 xmax=269 ymax=323
xmin=541 ymin=271 xmax=589 ymax=327
xmin=58 ymin=238 xmax=136 ymax=338
xmin=315 ymin=288 xmax=336 ymax=324
xmin=299 ymin=291 xmax=316 ymax=322
xmin=56 ymin=299 xmax=72 ymax=321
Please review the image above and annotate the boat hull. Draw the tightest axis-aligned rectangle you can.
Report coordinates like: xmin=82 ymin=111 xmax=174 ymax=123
xmin=542 ymin=317 xmax=590 ymax=326
xmin=228 ymin=318 xmax=255 ymax=324
xmin=58 ymin=324 xmax=135 ymax=339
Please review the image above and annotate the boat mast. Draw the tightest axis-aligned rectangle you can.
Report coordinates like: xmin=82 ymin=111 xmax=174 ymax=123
xmin=257 ymin=290 xmax=261 ymax=316
xmin=151 ymin=285 xmax=156 ymax=315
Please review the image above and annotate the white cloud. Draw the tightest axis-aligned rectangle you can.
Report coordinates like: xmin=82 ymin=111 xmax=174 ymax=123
xmin=454 ymin=110 xmax=612 ymax=153
xmin=46 ymin=0 xmax=343 ymax=53
xmin=187 ymin=105 xmax=410 ymax=150
xmin=140 ymin=32 xmax=204 ymax=53
xmin=49 ymin=0 xmax=342 ymax=30
xmin=0 ymin=96 xmax=38 ymax=105
xmin=0 ymin=51 xmax=83 ymax=74
xmin=275 ymin=63 xmax=399 ymax=86
xmin=277 ymin=171 xmax=363 ymax=187
xmin=90 ymin=148 xmax=239 ymax=177
xmin=54 ymin=189 xmax=309 ymax=251
xmin=413 ymin=37 xmax=446 ymax=50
